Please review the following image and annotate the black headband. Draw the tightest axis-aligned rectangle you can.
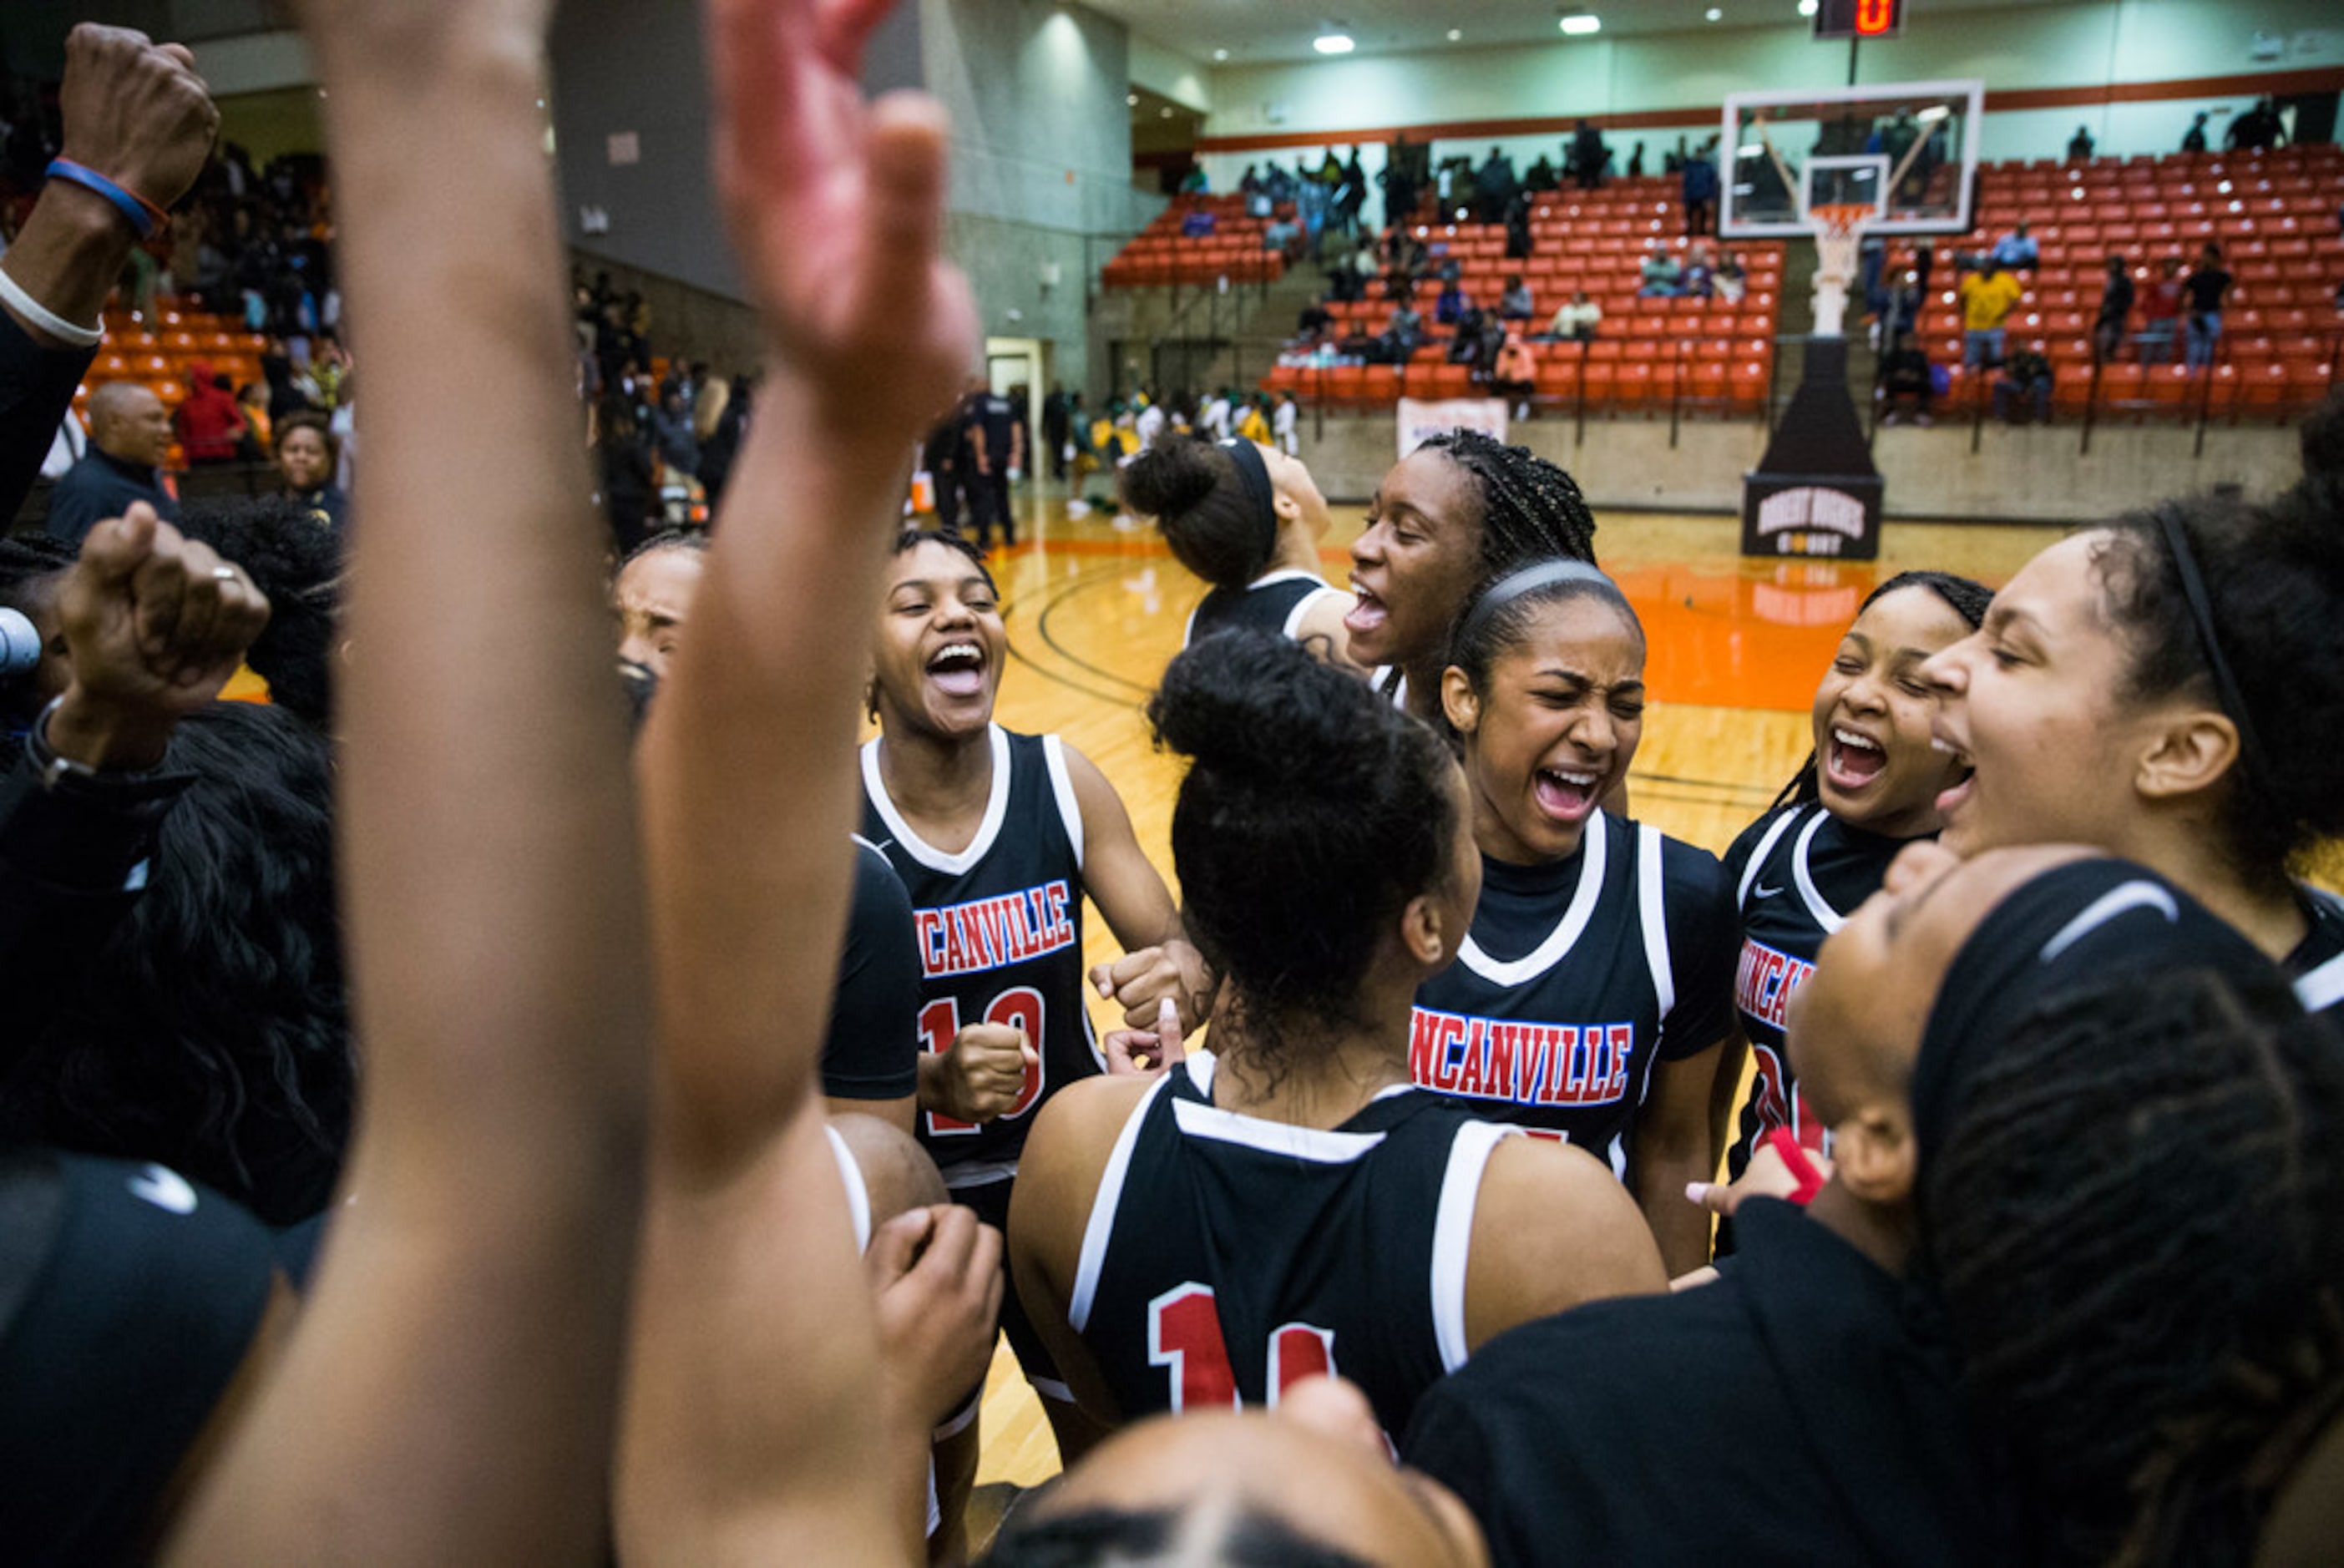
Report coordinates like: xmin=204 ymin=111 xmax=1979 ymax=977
xmin=1456 ymin=558 xmax=1618 ymax=652
xmin=1911 ymin=856 xmax=2276 ymax=1161
xmin=2155 ymin=508 xmax=2271 ymax=798
xmin=1217 ymin=438 xmax=1279 ymax=569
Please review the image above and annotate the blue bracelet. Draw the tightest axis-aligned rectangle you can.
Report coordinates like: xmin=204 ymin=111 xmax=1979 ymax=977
xmin=46 ymin=159 xmax=160 ymax=239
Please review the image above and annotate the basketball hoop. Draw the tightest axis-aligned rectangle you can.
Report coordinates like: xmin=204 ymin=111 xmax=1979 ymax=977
xmin=1808 ymin=201 xmax=1876 ymax=338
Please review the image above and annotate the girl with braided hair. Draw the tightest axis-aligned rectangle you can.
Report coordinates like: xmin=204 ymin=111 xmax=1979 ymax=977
xmin=1119 ymin=432 xmax=1354 ymax=665
xmin=1719 ymin=570 xmax=1991 ymax=1188
xmin=1921 ymin=478 xmax=2344 ymax=1013
xmin=1346 ymin=427 xmax=1598 ymax=723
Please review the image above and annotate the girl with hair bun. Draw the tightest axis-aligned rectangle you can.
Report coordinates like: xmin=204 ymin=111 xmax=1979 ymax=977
xmin=1719 ymin=569 xmax=1992 ymax=1186
xmin=1120 ymin=432 xmax=1354 ymax=665
xmin=1423 ymin=559 xmax=1739 ymax=1275
xmin=1347 ymin=429 xmax=1600 ymax=722
xmin=1010 ymin=630 xmax=1665 ymax=1456
xmin=1921 ymin=479 xmax=2344 ymax=1013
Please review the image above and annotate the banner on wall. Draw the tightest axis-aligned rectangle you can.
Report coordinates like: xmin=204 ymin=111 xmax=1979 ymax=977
xmin=1396 ymin=398 xmax=1507 ymax=458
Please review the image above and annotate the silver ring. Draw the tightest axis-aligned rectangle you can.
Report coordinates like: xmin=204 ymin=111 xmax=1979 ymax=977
xmin=212 ymin=566 xmax=239 ymax=581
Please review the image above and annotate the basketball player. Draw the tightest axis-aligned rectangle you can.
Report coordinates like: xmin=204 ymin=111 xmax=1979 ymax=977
xmin=1119 ymin=432 xmax=1354 ymax=665
xmin=1009 ymin=632 xmax=1665 ymax=1457
xmin=1921 ymin=483 xmax=2344 ymax=1013
xmin=1422 ymin=560 xmax=1737 ymax=1274
xmin=862 ymin=528 xmax=1210 ymax=1448
xmin=1406 ymin=842 xmax=2341 ymax=1566
xmin=1720 ymin=571 xmax=1990 ymax=1183
xmin=1346 ymin=429 xmax=1598 ymax=721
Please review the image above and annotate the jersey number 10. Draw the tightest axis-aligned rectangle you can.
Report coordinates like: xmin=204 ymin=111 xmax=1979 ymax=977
xmin=920 ymin=988 xmax=1045 ymax=1134
xmin=1148 ymin=1282 xmax=1336 ymax=1411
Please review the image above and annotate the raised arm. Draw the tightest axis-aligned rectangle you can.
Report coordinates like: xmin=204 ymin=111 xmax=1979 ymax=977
xmin=168 ymin=0 xmax=653 ymax=1559
xmin=1067 ymin=745 xmax=1216 ymax=1031
xmin=615 ymin=0 xmax=976 ymax=1559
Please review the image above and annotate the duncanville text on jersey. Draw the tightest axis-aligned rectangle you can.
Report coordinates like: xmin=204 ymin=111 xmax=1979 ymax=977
xmin=1735 ymin=938 xmax=1815 ymax=1033
xmin=916 ymin=881 xmax=1078 ymax=980
xmin=1409 ymin=1007 xmax=1635 ymax=1107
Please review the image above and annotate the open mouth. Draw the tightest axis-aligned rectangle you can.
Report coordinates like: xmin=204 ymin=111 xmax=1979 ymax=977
xmin=1344 ymin=584 xmax=1388 ymax=640
xmin=1532 ymin=765 xmax=1602 ymax=822
xmin=925 ymin=641 xmax=988 ymax=698
xmin=1824 ymin=726 xmax=1887 ymax=792
xmin=1930 ymin=735 xmax=1976 ymax=817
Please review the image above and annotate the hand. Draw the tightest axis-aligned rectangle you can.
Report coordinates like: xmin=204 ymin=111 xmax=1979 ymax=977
xmin=56 ymin=24 xmax=219 ymax=212
xmin=706 ymin=0 xmax=977 ymax=437
xmin=1683 ymin=1138 xmax=1833 ymax=1219
xmin=866 ymin=1204 xmax=1004 ymax=1427
xmin=929 ymin=1024 xmax=1035 ymax=1123
xmin=1103 ymin=995 xmax=1184 ymax=1078
xmin=1091 ymin=938 xmax=1215 ymax=1033
xmin=49 ymin=503 xmax=270 ymax=769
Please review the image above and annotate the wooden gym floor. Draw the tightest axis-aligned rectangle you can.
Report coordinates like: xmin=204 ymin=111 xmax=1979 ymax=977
xmin=949 ymin=486 xmax=2064 ymax=1529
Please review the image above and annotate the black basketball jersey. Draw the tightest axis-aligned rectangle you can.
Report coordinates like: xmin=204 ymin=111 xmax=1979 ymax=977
xmin=859 ymin=726 xmax=1101 ymax=1186
xmin=1069 ymin=1054 xmax=1515 ymax=1440
xmin=1411 ymin=811 xmax=1738 ymax=1169
xmin=2288 ymin=884 xmax=2344 ymax=1016
xmin=1720 ymin=801 xmax=1912 ymax=1179
xmin=1184 ymin=569 xmax=1348 ymax=650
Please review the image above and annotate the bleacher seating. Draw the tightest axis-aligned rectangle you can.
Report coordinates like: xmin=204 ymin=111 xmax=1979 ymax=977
xmin=1101 ymin=195 xmax=1288 ymax=288
xmin=1905 ymin=142 xmax=2343 ymax=422
xmin=79 ymin=298 xmax=274 ymax=468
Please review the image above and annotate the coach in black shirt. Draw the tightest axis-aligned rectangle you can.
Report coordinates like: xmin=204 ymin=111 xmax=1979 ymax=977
xmin=45 ymin=382 xmax=180 ymax=547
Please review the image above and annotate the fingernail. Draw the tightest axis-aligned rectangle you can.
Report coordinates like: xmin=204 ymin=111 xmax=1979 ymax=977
xmin=1683 ymin=1181 xmax=1710 ymax=1205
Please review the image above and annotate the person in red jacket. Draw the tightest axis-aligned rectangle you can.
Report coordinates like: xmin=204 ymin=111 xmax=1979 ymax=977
xmin=173 ymin=359 xmax=246 ymax=464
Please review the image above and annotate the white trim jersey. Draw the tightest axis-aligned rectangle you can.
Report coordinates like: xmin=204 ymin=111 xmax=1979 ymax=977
xmin=1410 ymin=810 xmax=1738 ymax=1171
xmin=1719 ymin=801 xmax=1913 ymax=1180
xmin=860 ymin=725 xmax=1102 ymax=1186
xmin=2287 ymin=885 xmax=2344 ymax=1017
xmin=1182 ymin=568 xmax=1348 ymax=650
xmin=1068 ymin=1054 xmax=1516 ymax=1440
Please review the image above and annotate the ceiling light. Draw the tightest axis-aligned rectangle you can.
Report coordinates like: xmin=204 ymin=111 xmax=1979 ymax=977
xmin=1314 ymin=30 xmax=1356 ymax=54
xmin=1213 ymin=48 xmax=1228 ymax=59
xmin=1126 ymin=94 xmax=1138 ymax=106
xmin=1559 ymin=14 xmax=1602 ymax=36
xmin=1706 ymin=6 xmax=1723 ymax=17
xmin=1798 ymin=0 xmax=1817 ymax=13
xmin=1447 ymin=28 xmax=1463 ymax=40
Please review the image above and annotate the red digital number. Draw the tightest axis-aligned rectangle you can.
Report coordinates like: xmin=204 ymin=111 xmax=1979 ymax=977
xmin=1147 ymin=1283 xmax=1338 ymax=1413
xmin=1856 ymin=0 xmax=1897 ymax=36
xmin=919 ymin=986 xmax=1046 ymax=1136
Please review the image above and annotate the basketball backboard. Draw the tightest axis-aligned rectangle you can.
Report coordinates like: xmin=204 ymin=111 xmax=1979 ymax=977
xmin=1719 ymin=80 xmax=1984 ymax=239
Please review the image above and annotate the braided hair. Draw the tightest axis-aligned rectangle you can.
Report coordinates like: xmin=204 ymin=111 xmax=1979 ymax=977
xmin=1770 ymin=569 xmax=1993 ymax=811
xmin=1415 ymin=428 xmax=1598 ymax=576
xmin=1921 ymin=963 xmax=2344 ymax=1566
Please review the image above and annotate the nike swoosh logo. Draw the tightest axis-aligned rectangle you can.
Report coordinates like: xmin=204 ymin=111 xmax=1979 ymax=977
xmin=128 ymin=1164 xmax=198 ymax=1215
xmin=1753 ymin=883 xmax=1785 ymax=899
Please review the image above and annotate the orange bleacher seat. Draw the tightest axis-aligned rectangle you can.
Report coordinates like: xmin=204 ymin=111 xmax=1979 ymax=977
xmin=147 ymin=378 xmax=187 ymax=407
xmin=1578 ymin=362 xmax=1618 ymax=407
xmin=2235 ymin=361 xmax=2288 ymax=414
xmin=1613 ymin=362 xmax=1654 ymax=412
xmin=1729 ymin=360 xmax=1770 ymax=412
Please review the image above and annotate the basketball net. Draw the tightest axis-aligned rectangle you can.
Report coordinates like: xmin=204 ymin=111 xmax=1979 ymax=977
xmin=1808 ymin=202 xmax=1874 ymax=339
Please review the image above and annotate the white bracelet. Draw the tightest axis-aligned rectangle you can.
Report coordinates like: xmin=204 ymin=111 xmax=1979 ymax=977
xmin=0 ymin=264 xmax=104 ymax=349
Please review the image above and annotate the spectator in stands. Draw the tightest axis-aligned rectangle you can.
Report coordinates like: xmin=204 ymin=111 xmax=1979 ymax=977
xmin=175 ymin=361 xmax=246 ymax=464
xmin=1877 ymin=266 xmax=1923 ymax=348
xmin=1548 ymin=288 xmax=1602 ymax=341
xmin=1878 ymin=328 xmax=1936 ymax=426
xmin=2183 ymin=241 xmax=2231 ymax=371
xmin=1236 ymin=394 xmax=1272 ymax=445
xmin=1380 ymin=147 xmax=1419 ymax=228
xmin=2137 ymin=255 xmax=2185 ymax=364
xmin=1264 ymin=212 xmax=1300 ymax=257
xmin=1434 ymin=277 xmax=1471 ymax=326
xmin=1639 ymin=241 xmax=1683 ymax=297
xmin=1446 ymin=306 xmax=1496 ymax=374
xmin=1274 ymin=388 xmax=1300 ymax=457
xmin=1334 ymin=149 xmax=1367 ymax=237
xmin=1523 ymin=154 xmax=1560 ymax=194
xmin=1238 ymin=163 xmax=1262 ymax=198
xmin=1571 ymin=119 xmax=1608 ymax=191
xmin=1682 ymin=138 xmax=1719 ymax=237
xmin=276 ymin=409 xmax=347 ymax=530
xmin=2180 ymin=111 xmax=2209 ymax=154
xmin=1491 ymin=329 xmax=1538 ymax=420
xmin=2093 ymin=254 xmax=2134 ymax=363
xmin=235 ymin=381 xmax=273 ymax=459
xmin=2226 ymin=96 xmax=2286 ymax=152
xmin=2066 ymin=124 xmax=2095 ymax=163
xmin=1958 ymin=257 xmax=2023 ymax=371
xmin=1987 ymin=220 xmax=2038 ymax=271
xmin=598 ymin=394 xmax=658 ymax=553
xmin=45 ymin=383 xmax=180 ymax=547
xmin=1627 ymin=141 xmax=1645 ymax=179
xmin=1992 ymin=346 xmax=2054 ymax=425
xmin=1504 ymin=190 xmax=1534 ymax=260
xmin=1714 ymin=248 xmax=1749 ymax=305
xmin=1498 ymin=273 xmax=1536 ymax=321
xmin=1386 ymin=299 xmax=1425 ymax=354
xmin=1681 ymin=244 xmax=1714 ymax=301
xmin=1471 ymin=145 xmax=1516 ymax=225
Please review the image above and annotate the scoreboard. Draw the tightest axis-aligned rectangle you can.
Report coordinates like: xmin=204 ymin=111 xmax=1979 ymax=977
xmin=1813 ymin=0 xmax=1904 ymax=39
